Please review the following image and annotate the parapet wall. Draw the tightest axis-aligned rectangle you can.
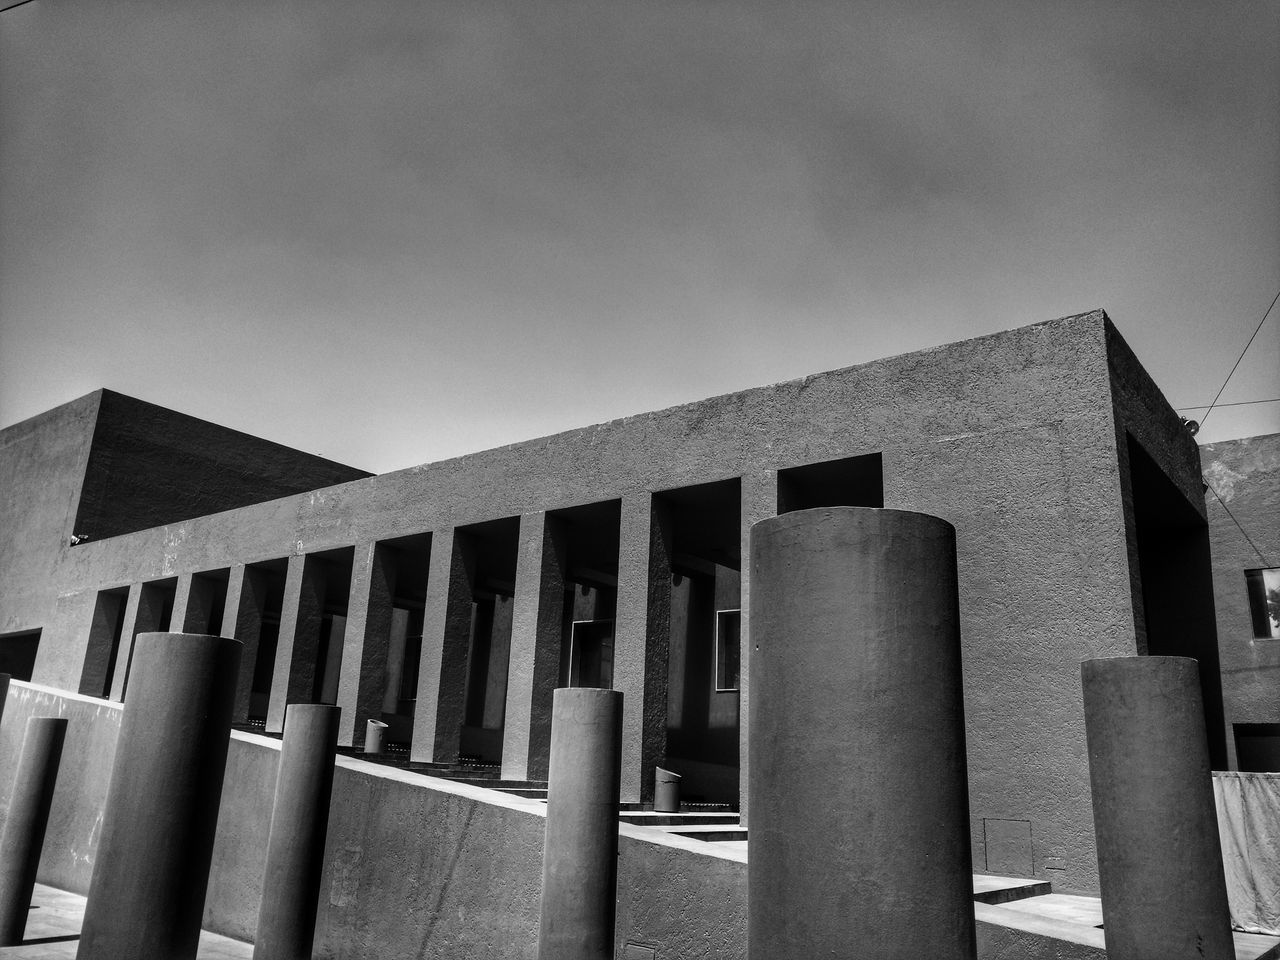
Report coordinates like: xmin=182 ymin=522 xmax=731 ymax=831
xmin=0 ymin=681 xmax=746 ymax=959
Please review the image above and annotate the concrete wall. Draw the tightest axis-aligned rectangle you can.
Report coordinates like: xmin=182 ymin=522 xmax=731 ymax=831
xmin=73 ymin=390 xmax=372 ymax=542
xmin=0 ymin=681 xmax=1111 ymax=960
xmin=0 ymin=311 xmax=1206 ymax=892
xmin=1203 ymin=433 xmax=1280 ymax=769
xmin=0 ymin=681 xmax=748 ymax=959
xmin=0 ymin=393 xmax=100 ymax=638
xmin=0 ymin=389 xmax=369 ymax=686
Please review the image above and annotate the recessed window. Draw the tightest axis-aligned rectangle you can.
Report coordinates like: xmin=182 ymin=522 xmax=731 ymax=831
xmin=715 ymin=609 xmax=741 ymax=691
xmin=1247 ymin=569 xmax=1280 ymax=639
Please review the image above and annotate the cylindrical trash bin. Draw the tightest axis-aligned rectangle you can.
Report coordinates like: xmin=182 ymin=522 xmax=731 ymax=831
xmin=654 ymin=768 xmax=680 ymax=813
xmin=749 ymin=507 xmax=975 ymax=960
xmin=364 ymin=719 xmax=387 ymax=755
xmin=1082 ymin=656 xmax=1233 ymax=960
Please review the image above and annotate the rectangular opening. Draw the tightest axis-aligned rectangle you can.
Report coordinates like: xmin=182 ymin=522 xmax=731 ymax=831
xmin=568 ymin=619 xmax=615 ymax=689
xmin=777 ymin=452 xmax=883 ymax=513
xmin=246 ymin=559 xmax=288 ymax=721
xmin=1127 ymin=434 xmax=1227 ymax=768
xmin=182 ymin=569 xmax=229 ymax=635
xmin=82 ymin=587 xmax=127 ymax=697
xmin=1246 ymin=569 xmax=1280 ymax=639
xmin=1235 ymin=723 xmax=1280 ymax=772
xmin=714 ymin=609 xmax=741 ymax=691
xmin=117 ymin=577 xmax=178 ymax=699
xmin=0 ymin=629 xmax=41 ymax=682
xmin=309 ymin=546 xmax=355 ymax=705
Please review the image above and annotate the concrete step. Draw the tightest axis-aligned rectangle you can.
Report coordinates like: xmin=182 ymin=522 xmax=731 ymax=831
xmin=619 ymin=811 xmax=741 ymax=827
xmin=972 ymin=874 xmax=1053 ymax=904
xmin=663 ymin=825 xmax=750 ymax=841
xmin=446 ymin=777 xmax=549 ymax=790
xmin=500 ymin=787 xmax=550 ymax=798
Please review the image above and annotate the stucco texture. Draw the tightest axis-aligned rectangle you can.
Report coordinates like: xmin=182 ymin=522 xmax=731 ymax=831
xmin=1203 ymin=433 xmax=1280 ymax=767
xmin=0 ymin=681 xmax=1117 ymax=960
xmin=0 ymin=311 xmax=1208 ymax=893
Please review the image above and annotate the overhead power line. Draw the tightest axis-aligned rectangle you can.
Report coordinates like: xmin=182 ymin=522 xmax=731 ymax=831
xmin=1205 ymin=479 xmax=1273 ymax=568
xmin=1200 ymin=286 xmax=1280 ymax=429
xmin=1178 ymin=398 xmax=1280 ymax=411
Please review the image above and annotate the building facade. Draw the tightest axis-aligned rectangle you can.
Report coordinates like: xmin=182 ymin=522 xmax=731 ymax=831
xmin=0 ymin=310 xmax=1221 ymax=892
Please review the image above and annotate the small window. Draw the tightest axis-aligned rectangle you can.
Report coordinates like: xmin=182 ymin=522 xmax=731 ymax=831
xmin=1246 ymin=569 xmax=1280 ymax=640
xmin=715 ymin=609 xmax=741 ymax=691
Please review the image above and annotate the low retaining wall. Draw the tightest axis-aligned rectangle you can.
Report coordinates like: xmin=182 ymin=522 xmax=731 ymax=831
xmin=0 ymin=681 xmax=746 ymax=958
xmin=0 ymin=680 xmax=1108 ymax=959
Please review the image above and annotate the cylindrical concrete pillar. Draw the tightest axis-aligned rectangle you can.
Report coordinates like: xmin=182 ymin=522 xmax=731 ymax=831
xmin=1082 ymin=656 xmax=1233 ymax=960
xmin=254 ymin=703 xmax=341 ymax=960
xmin=748 ymin=507 xmax=974 ymax=960
xmin=0 ymin=717 xmax=68 ymax=945
xmin=538 ymin=688 xmax=623 ymax=960
xmin=77 ymin=632 xmax=242 ymax=960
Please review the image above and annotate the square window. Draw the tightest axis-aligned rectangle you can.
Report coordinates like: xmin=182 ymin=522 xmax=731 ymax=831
xmin=1246 ymin=569 xmax=1280 ymax=639
xmin=715 ymin=609 xmax=741 ymax=691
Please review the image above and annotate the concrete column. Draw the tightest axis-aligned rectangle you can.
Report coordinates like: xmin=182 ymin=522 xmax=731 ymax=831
xmin=110 ymin=582 xmax=171 ymax=702
xmin=173 ymin=573 xmax=219 ymax=634
xmin=503 ymin=513 xmax=567 ymax=781
xmin=410 ymin=528 xmax=475 ymax=763
xmin=108 ymin=583 xmax=142 ymax=702
xmin=748 ymin=507 xmax=974 ymax=960
xmin=222 ymin=564 xmax=266 ymax=722
xmin=737 ymin=470 xmax=776 ymax=826
xmin=613 ymin=492 xmax=672 ymax=803
xmin=538 ymin=688 xmax=623 ymax=960
xmin=78 ymin=632 xmax=241 ymax=960
xmin=81 ymin=593 xmax=125 ymax=697
xmin=0 ymin=675 xmax=9 ymax=729
xmin=1082 ymin=656 xmax=1233 ymax=960
xmin=0 ymin=717 xmax=68 ymax=946
xmin=266 ymin=555 xmax=326 ymax=734
xmin=253 ymin=703 xmax=340 ymax=960
xmin=335 ymin=543 xmax=396 ymax=748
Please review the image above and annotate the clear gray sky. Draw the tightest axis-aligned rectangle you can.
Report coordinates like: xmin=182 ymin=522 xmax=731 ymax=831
xmin=2 ymin=1 xmax=1277 ymax=473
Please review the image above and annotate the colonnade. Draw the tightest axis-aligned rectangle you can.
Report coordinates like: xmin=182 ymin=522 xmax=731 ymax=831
xmin=102 ymin=474 xmax=780 ymax=804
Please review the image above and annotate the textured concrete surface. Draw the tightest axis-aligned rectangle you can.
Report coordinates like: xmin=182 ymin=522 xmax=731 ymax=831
xmin=254 ymin=704 xmax=339 ymax=960
xmin=79 ymin=633 xmax=241 ymax=960
xmin=749 ymin=508 xmax=974 ymax=960
xmin=0 ymin=884 xmax=252 ymax=959
xmin=1202 ymin=433 xmax=1280 ymax=769
xmin=0 ymin=719 xmax=67 ymax=945
xmin=539 ymin=689 xmax=623 ymax=959
xmin=0 ymin=389 xmax=367 ymax=684
xmin=0 ymin=311 xmax=1209 ymax=893
xmin=1083 ymin=656 xmax=1233 ymax=960
xmin=5 ymin=680 xmax=1257 ymax=960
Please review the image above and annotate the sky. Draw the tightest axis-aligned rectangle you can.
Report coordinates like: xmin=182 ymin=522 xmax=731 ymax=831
xmin=1 ymin=0 xmax=1277 ymax=474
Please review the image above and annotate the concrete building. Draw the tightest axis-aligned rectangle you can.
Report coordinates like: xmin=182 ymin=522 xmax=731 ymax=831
xmin=1202 ymin=432 xmax=1280 ymax=770
xmin=0 ymin=309 xmax=1224 ymax=897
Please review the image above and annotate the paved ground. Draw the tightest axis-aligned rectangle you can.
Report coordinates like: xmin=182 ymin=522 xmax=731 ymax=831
xmin=0 ymin=884 xmax=252 ymax=959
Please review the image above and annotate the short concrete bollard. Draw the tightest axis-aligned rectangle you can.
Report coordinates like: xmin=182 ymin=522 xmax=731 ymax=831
xmin=0 ymin=717 xmax=68 ymax=946
xmin=1082 ymin=656 xmax=1234 ymax=960
xmin=77 ymin=632 xmax=241 ymax=960
xmin=748 ymin=507 xmax=975 ymax=960
xmin=364 ymin=718 xmax=387 ymax=755
xmin=538 ymin=688 xmax=623 ymax=960
xmin=254 ymin=703 xmax=341 ymax=960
